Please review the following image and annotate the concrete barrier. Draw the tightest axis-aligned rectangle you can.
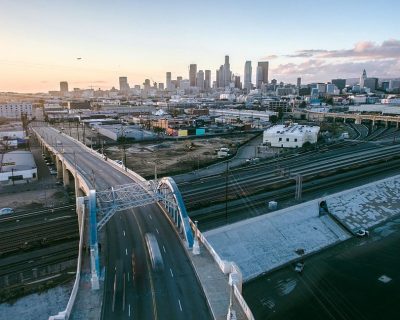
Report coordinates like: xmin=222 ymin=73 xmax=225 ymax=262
xmin=48 ymin=198 xmax=86 ymax=320
xmin=190 ymin=221 xmax=255 ymax=320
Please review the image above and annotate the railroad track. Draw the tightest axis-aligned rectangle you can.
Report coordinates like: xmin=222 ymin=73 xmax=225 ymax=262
xmin=192 ymin=157 xmax=400 ymax=230
xmin=181 ymin=144 xmax=400 ymax=209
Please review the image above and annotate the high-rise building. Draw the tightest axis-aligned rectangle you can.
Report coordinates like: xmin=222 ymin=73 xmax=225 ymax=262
xmin=360 ymin=69 xmax=367 ymax=87
xmin=223 ymin=55 xmax=232 ymax=87
xmin=196 ymin=70 xmax=205 ymax=90
xmin=60 ymin=81 xmax=68 ymax=93
xmin=189 ymin=64 xmax=197 ymax=87
xmin=234 ymin=76 xmax=241 ymax=89
xmin=244 ymin=61 xmax=252 ymax=92
xmin=177 ymin=76 xmax=182 ymax=88
xmin=364 ymin=78 xmax=378 ymax=91
xmin=204 ymin=70 xmax=211 ymax=90
xmin=256 ymin=61 xmax=269 ymax=89
xmin=218 ymin=65 xmax=224 ymax=88
xmin=166 ymin=72 xmax=172 ymax=90
xmin=119 ymin=77 xmax=129 ymax=92
xmin=332 ymin=79 xmax=346 ymax=91
xmin=143 ymin=79 xmax=151 ymax=90
xmin=297 ymin=77 xmax=301 ymax=88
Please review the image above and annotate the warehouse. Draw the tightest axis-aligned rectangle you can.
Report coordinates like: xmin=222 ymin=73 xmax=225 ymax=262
xmin=263 ymin=123 xmax=320 ymax=148
xmin=0 ymin=151 xmax=38 ymax=185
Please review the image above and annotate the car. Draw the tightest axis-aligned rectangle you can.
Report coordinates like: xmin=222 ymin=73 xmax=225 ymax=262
xmin=0 ymin=208 xmax=14 ymax=215
xmin=355 ymin=229 xmax=369 ymax=237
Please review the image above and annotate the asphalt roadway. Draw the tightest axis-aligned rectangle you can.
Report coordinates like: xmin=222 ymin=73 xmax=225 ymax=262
xmin=34 ymin=125 xmax=211 ymax=320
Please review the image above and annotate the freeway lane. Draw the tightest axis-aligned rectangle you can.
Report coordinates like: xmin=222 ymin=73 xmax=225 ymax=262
xmin=34 ymin=125 xmax=211 ymax=320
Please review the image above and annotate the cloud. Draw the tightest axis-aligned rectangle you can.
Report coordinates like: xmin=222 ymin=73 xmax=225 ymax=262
xmin=262 ymin=54 xmax=278 ymax=60
xmin=271 ymin=59 xmax=400 ymax=83
xmin=287 ymin=39 xmax=400 ymax=60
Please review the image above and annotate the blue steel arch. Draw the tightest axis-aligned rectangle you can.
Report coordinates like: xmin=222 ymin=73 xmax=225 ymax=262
xmin=157 ymin=177 xmax=194 ymax=249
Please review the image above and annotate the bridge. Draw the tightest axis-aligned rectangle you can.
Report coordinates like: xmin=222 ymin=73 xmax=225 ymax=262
xmin=32 ymin=124 xmax=254 ymax=320
xmin=32 ymin=125 xmax=208 ymax=320
xmin=303 ymin=109 xmax=400 ymax=127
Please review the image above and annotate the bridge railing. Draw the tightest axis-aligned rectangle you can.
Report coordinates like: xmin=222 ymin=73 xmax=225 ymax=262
xmin=48 ymin=198 xmax=86 ymax=320
xmin=190 ymin=221 xmax=255 ymax=320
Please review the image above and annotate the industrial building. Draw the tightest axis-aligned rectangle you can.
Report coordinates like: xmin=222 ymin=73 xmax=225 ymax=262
xmin=0 ymin=103 xmax=33 ymax=119
xmin=263 ymin=123 xmax=320 ymax=148
xmin=97 ymin=125 xmax=157 ymax=141
xmin=0 ymin=151 xmax=37 ymax=185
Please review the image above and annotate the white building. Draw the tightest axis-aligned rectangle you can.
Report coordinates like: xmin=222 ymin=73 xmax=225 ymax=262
xmin=263 ymin=124 xmax=320 ymax=148
xmin=0 ymin=151 xmax=37 ymax=185
xmin=0 ymin=103 xmax=33 ymax=119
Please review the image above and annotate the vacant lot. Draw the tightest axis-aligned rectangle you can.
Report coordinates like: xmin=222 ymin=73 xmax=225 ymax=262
xmin=104 ymin=134 xmax=257 ymax=178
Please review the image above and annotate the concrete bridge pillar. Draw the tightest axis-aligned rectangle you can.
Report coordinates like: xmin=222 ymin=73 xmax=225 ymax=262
xmin=62 ymin=163 xmax=70 ymax=187
xmin=76 ymin=196 xmax=85 ymax=232
xmin=355 ymin=117 xmax=361 ymax=125
xmin=397 ymin=122 xmax=399 ymax=129
xmin=385 ymin=121 xmax=388 ymax=128
xmin=56 ymin=158 xmax=63 ymax=179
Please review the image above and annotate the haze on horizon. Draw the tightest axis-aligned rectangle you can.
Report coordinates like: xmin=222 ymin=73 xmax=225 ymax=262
xmin=1 ymin=0 xmax=399 ymax=93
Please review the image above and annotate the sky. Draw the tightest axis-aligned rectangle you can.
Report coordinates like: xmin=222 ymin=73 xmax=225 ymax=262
xmin=1 ymin=0 xmax=400 ymax=93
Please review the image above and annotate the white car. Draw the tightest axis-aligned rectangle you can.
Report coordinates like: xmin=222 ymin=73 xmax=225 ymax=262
xmin=0 ymin=208 xmax=14 ymax=215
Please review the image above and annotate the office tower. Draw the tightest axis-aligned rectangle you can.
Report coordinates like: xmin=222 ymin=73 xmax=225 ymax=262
xmin=256 ymin=61 xmax=269 ymax=89
xmin=189 ymin=64 xmax=197 ymax=87
xmin=244 ymin=61 xmax=252 ymax=92
xmin=177 ymin=76 xmax=182 ymax=88
xmin=234 ymin=76 xmax=241 ymax=89
xmin=119 ymin=76 xmax=130 ymax=93
xmin=332 ymin=79 xmax=346 ymax=91
xmin=60 ymin=81 xmax=69 ymax=93
xmin=204 ymin=70 xmax=211 ymax=90
xmin=297 ymin=77 xmax=301 ymax=88
xmin=158 ymin=83 xmax=164 ymax=90
xmin=143 ymin=79 xmax=151 ymax=90
xmin=216 ymin=69 xmax=220 ymax=88
xmin=218 ymin=65 xmax=224 ymax=88
xmin=196 ymin=70 xmax=204 ymax=90
xmin=166 ymin=72 xmax=172 ymax=90
xmin=360 ymin=69 xmax=367 ymax=87
xmin=364 ymin=78 xmax=378 ymax=91
xmin=223 ymin=55 xmax=232 ymax=87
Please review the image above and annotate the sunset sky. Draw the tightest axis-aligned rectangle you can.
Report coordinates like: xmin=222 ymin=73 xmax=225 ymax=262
xmin=1 ymin=0 xmax=399 ymax=92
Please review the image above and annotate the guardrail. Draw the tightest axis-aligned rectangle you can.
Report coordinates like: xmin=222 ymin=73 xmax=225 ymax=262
xmin=48 ymin=198 xmax=85 ymax=320
xmin=191 ymin=221 xmax=255 ymax=320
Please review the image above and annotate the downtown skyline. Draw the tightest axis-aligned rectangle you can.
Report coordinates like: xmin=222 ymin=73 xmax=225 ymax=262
xmin=1 ymin=0 xmax=400 ymax=92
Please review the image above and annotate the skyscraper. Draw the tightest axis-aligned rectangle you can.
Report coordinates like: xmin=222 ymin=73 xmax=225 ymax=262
xmin=244 ymin=61 xmax=252 ymax=92
xmin=297 ymin=77 xmax=301 ymax=88
xmin=189 ymin=64 xmax=197 ymax=87
xmin=60 ymin=81 xmax=68 ymax=93
xmin=166 ymin=72 xmax=172 ymax=90
xmin=360 ymin=69 xmax=367 ymax=87
xmin=223 ymin=55 xmax=232 ymax=87
xmin=177 ymin=76 xmax=182 ymax=88
xmin=196 ymin=70 xmax=204 ymax=90
xmin=332 ymin=79 xmax=346 ymax=91
xmin=119 ymin=77 xmax=129 ymax=92
xmin=256 ymin=61 xmax=269 ymax=89
xmin=204 ymin=70 xmax=211 ymax=90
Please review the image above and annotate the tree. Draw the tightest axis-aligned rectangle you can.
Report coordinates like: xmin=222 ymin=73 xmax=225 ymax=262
xmin=269 ymin=115 xmax=278 ymax=124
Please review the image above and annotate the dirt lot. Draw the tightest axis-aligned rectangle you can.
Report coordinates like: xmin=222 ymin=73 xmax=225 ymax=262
xmin=104 ymin=133 xmax=258 ymax=178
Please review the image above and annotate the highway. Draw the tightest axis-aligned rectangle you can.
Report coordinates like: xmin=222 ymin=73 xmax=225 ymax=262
xmin=33 ymin=125 xmax=211 ymax=320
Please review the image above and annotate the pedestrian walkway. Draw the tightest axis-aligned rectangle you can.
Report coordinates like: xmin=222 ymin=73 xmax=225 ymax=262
xmin=189 ymin=240 xmax=248 ymax=320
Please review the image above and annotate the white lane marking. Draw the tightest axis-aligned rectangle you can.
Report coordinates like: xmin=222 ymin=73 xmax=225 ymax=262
xmin=48 ymin=215 xmax=71 ymax=221
xmin=122 ymin=273 xmax=126 ymax=311
xmin=112 ymin=273 xmax=117 ymax=312
xmin=163 ymin=245 xmax=166 ymax=253
xmin=156 ymin=228 xmax=159 ymax=234
xmin=125 ymin=248 xmax=128 ymax=256
xmin=170 ymin=268 xmax=174 ymax=278
xmin=149 ymin=214 xmax=153 ymax=220
xmin=123 ymin=230 xmax=126 ymax=237
xmin=178 ymin=299 xmax=183 ymax=312
xmin=127 ymin=272 xmax=130 ymax=282
xmin=115 ymin=266 xmax=117 ymax=271
xmin=128 ymin=304 xmax=131 ymax=317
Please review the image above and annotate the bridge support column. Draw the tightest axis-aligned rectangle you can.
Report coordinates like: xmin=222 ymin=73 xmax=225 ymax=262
xmin=56 ymin=158 xmax=63 ymax=180
xmin=89 ymin=190 xmax=100 ymax=290
xmin=397 ymin=122 xmax=399 ymax=129
xmin=193 ymin=221 xmax=200 ymax=255
xmin=62 ymin=162 xmax=70 ymax=187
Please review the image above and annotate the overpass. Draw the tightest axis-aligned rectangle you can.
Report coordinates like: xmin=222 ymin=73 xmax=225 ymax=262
xmin=32 ymin=124 xmax=254 ymax=320
xmin=303 ymin=110 xmax=400 ymax=127
xmin=32 ymin=124 xmax=209 ymax=320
